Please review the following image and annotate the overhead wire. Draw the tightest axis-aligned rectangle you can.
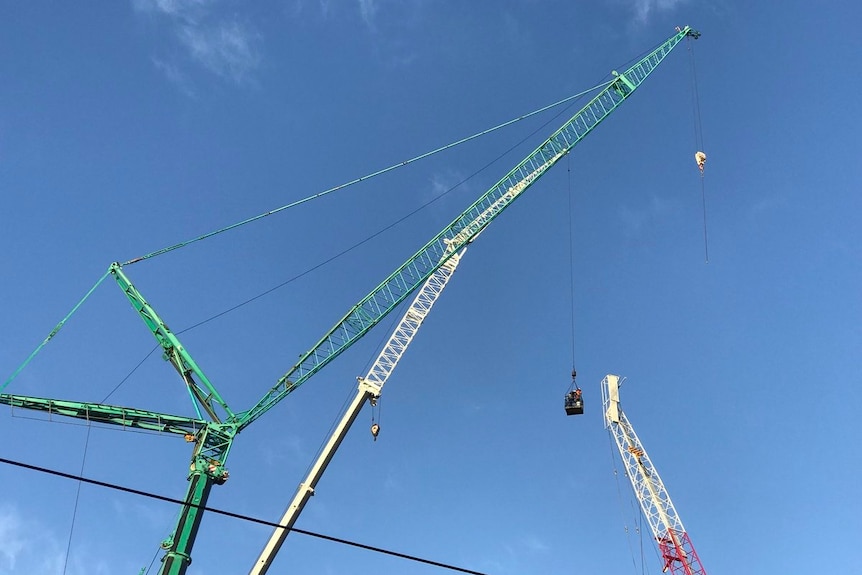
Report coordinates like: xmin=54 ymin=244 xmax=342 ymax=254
xmin=0 ymin=455 xmax=488 ymax=575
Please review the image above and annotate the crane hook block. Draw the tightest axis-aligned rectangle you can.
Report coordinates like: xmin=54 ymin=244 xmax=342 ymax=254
xmin=695 ymin=151 xmax=706 ymax=173
xmin=564 ymin=388 xmax=584 ymax=416
xmin=371 ymin=423 xmax=380 ymax=441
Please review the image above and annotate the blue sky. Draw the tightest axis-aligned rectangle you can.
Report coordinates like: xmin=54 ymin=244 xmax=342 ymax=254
xmin=1 ymin=1 xmax=860 ymax=574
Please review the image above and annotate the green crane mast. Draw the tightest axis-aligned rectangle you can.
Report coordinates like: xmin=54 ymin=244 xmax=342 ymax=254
xmin=0 ymin=26 xmax=698 ymax=574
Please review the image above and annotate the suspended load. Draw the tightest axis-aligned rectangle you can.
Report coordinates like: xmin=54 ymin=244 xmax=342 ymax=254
xmin=695 ymin=151 xmax=706 ymax=174
xmin=564 ymin=370 xmax=584 ymax=416
xmin=565 ymin=388 xmax=583 ymax=416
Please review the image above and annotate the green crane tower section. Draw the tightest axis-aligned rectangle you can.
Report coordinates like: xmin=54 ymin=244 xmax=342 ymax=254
xmin=0 ymin=26 xmax=699 ymax=575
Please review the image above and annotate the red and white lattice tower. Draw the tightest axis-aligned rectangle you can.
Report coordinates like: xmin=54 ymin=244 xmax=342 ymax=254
xmin=601 ymin=375 xmax=707 ymax=575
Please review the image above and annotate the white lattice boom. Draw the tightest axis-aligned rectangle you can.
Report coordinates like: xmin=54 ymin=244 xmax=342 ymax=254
xmin=601 ymin=374 xmax=707 ymax=575
xmin=362 ymin=250 xmax=462 ymax=391
xmin=252 ymin=157 xmax=570 ymax=573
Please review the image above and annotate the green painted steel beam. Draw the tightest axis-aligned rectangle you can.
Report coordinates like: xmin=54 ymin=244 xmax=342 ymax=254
xmin=236 ymin=26 xmax=699 ymax=430
xmin=0 ymin=395 xmax=236 ymax=463
xmin=0 ymin=393 xmax=207 ymax=436
xmin=157 ymin=423 xmax=232 ymax=575
xmin=159 ymin=469 xmax=214 ymax=575
xmin=110 ymin=263 xmax=235 ymax=422
xmin=0 ymin=391 xmax=236 ymax=575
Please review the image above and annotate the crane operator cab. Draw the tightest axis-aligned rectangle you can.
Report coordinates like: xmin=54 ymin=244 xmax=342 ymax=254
xmin=564 ymin=370 xmax=584 ymax=416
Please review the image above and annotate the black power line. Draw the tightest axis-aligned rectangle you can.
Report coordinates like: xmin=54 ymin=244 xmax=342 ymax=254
xmin=0 ymin=456 xmax=487 ymax=575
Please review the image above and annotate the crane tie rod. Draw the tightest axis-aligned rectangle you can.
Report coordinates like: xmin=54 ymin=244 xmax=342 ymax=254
xmin=1 ymin=269 xmax=111 ymax=393
xmin=120 ymin=80 xmax=613 ymax=266
xmin=0 ymin=455 xmax=488 ymax=575
xmin=1 ymin=81 xmax=610 ymax=390
xmin=3 ymin=81 xmax=613 ymax=391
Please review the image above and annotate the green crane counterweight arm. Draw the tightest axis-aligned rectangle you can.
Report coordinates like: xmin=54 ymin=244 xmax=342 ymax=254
xmin=0 ymin=394 xmax=207 ymax=436
xmin=236 ymin=26 xmax=699 ymax=430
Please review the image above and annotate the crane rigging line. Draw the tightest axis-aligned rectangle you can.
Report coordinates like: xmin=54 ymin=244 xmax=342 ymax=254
xmin=606 ymin=430 xmax=641 ymax=574
xmin=5 ymin=83 xmax=595 ymax=409
xmin=62 ymin=428 xmax=91 ymax=575
xmin=686 ymin=36 xmax=709 ymax=263
xmin=2 ymin=81 xmax=609 ymax=398
xmin=119 ymin=81 xmax=612 ymax=267
xmin=0 ymin=455 xmax=489 ymax=575
xmin=1 ymin=269 xmax=111 ymax=394
xmin=566 ymin=152 xmax=576 ymax=375
xmin=143 ymin=545 xmax=162 ymax=575
xmin=173 ymin=92 xmax=581 ymax=336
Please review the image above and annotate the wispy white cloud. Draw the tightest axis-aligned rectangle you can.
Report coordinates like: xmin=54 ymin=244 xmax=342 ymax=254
xmin=319 ymin=0 xmax=333 ymax=18
xmin=428 ymin=171 xmax=461 ymax=199
xmin=0 ymin=503 xmax=140 ymax=574
xmin=282 ymin=0 xmax=421 ymax=66
xmin=152 ymin=57 xmax=196 ymax=97
xmin=521 ymin=533 xmax=550 ymax=552
xmin=133 ymin=0 xmax=210 ymax=22
xmin=357 ymin=0 xmax=379 ymax=30
xmin=425 ymin=170 xmax=474 ymax=220
xmin=618 ymin=194 xmax=681 ymax=239
xmin=284 ymin=0 xmax=334 ymax=20
xmin=178 ymin=20 xmax=261 ymax=83
xmin=627 ymin=0 xmax=690 ymax=24
xmin=132 ymin=0 xmax=262 ymax=88
xmin=382 ymin=464 xmax=406 ymax=493
xmin=0 ymin=506 xmax=66 ymax=574
xmin=258 ymin=433 xmax=306 ymax=467
xmin=111 ymin=497 xmax=174 ymax=531
xmin=0 ymin=508 xmax=26 ymax=571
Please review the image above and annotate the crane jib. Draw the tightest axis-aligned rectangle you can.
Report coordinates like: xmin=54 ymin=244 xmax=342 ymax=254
xmin=236 ymin=26 xmax=698 ymax=429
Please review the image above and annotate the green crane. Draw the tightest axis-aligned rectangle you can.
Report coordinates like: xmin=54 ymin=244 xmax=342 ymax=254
xmin=0 ymin=26 xmax=699 ymax=574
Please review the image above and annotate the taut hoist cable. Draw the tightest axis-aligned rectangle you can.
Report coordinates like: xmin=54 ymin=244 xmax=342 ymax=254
xmin=686 ymin=31 xmax=709 ymax=263
xmin=566 ymin=153 xmax=578 ymax=384
xmin=566 ymin=153 xmax=581 ymax=400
